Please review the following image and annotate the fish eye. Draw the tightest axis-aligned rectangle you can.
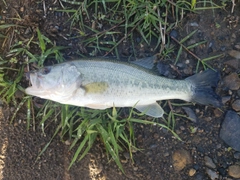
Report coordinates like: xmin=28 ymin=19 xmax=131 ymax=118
xmin=41 ymin=67 xmax=51 ymax=75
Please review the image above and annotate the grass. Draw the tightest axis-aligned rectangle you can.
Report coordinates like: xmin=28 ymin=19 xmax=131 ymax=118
xmin=0 ymin=0 xmax=230 ymax=173
xmin=171 ymin=29 xmax=225 ymax=72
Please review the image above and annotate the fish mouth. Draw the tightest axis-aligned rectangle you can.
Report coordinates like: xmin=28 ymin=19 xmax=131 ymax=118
xmin=25 ymin=71 xmax=41 ymax=90
xmin=25 ymin=73 xmax=45 ymax=97
xmin=25 ymin=72 xmax=31 ymax=80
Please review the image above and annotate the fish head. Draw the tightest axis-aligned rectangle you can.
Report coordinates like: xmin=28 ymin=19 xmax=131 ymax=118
xmin=25 ymin=63 xmax=82 ymax=101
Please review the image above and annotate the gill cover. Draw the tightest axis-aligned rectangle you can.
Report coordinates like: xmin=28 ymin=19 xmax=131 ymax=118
xmin=25 ymin=63 xmax=82 ymax=99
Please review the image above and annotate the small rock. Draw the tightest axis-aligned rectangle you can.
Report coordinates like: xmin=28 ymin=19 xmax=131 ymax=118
xmin=123 ymin=152 xmax=130 ymax=159
xmin=157 ymin=62 xmax=170 ymax=76
xmin=183 ymin=66 xmax=193 ymax=75
xmin=222 ymin=96 xmax=231 ymax=104
xmin=182 ymin=107 xmax=197 ymax=123
xmin=237 ymin=89 xmax=240 ymax=97
xmin=220 ymin=45 xmax=226 ymax=51
xmin=179 ymin=126 xmax=185 ymax=131
xmin=235 ymin=44 xmax=240 ymax=50
xmin=193 ymin=164 xmax=200 ymax=171
xmin=217 ymin=167 xmax=227 ymax=176
xmin=204 ymin=156 xmax=216 ymax=169
xmin=232 ymin=99 xmax=240 ymax=111
xmin=170 ymin=29 xmax=178 ymax=39
xmin=153 ymin=133 xmax=159 ymax=139
xmin=64 ymin=140 xmax=71 ymax=145
xmin=213 ymin=108 xmax=223 ymax=118
xmin=222 ymin=73 xmax=240 ymax=90
xmin=233 ymin=152 xmax=240 ymax=159
xmin=176 ymin=62 xmax=185 ymax=69
xmin=220 ymin=111 xmax=240 ymax=151
xmin=224 ymin=59 xmax=239 ymax=69
xmin=15 ymin=90 xmax=25 ymax=99
xmin=163 ymin=152 xmax=170 ymax=157
xmin=149 ymin=144 xmax=158 ymax=149
xmin=231 ymin=33 xmax=237 ymax=43
xmin=228 ymin=50 xmax=240 ymax=59
xmin=133 ymin=166 xmax=138 ymax=171
xmin=188 ymin=168 xmax=196 ymax=176
xmin=195 ymin=173 xmax=204 ymax=180
xmin=190 ymin=22 xmax=199 ymax=27
xmin=228 ymin=165 xmax=240 ymax=178
xmin=172 ymin=149 xmax=192 ymax=171
xmin=206 ymin=168 xmax=219 ymax=180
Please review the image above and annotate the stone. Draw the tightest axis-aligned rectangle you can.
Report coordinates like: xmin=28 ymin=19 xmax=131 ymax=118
xmin=228 ymin=165 xmax=240 ymax=178
xmin=232 ymin=99 xmax=240 ymax=111
xmin=206 ymin=168 xmax=219 ymax=180
xmin=228 ymin=50 xmax=240 ymax=59
xmin=182 ymin=107 xmax=197 ymax=123
xmin=220 ymin=111 xmax=240 ymax=151
xmin=222 ymin=73 xmax=240 ymax=90
xmin=213 ymin=108 xmax=223 ymax=118
xmin=233 ymin=152 xmax=240 ymax=159
xmin=188 ymin=168 xmax=196 ymax=176
xmin=172 ymin=149 xmax=192 ymax=171
xmin=204 ymin=156 xmax=216 ymax=169
xmin=224 ymin=59 xmax=239 ymax=69
xmin=222 ymin=96 xmax=231 ymax=104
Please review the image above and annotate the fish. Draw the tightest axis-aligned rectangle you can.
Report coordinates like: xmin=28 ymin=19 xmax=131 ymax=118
xmin=25 ymin=58 xmax=222 ymax=118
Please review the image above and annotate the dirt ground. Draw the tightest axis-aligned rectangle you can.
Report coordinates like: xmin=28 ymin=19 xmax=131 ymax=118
xmin=1 ymin=0 xmax=240 ymax=180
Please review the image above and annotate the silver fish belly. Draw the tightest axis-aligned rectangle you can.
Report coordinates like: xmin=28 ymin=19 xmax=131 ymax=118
xmin=25 ymin=59 xmax=221 ymax=117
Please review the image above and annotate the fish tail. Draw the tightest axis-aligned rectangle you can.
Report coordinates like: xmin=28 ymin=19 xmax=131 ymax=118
xmin=186 ymin=69 xmax=222 ymax=107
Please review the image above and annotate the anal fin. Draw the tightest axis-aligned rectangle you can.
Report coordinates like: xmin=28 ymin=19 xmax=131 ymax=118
xmin=135 ymin=102 xmax=164 ymax=118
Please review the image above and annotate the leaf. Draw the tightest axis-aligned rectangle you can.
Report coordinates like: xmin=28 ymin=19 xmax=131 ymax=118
xmin=37 ymin=28 xmax=46 ymax=52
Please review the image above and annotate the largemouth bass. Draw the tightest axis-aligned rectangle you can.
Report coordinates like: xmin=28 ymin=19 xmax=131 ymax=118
xmin=25 ymin=58 xmax=222 ymax=117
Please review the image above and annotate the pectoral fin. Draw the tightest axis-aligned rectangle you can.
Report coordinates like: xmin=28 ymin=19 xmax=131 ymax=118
xmin=83 ymin=82 xmax=109 ymax=94
xmin=135 ymin=102 xmax=164 ymax=118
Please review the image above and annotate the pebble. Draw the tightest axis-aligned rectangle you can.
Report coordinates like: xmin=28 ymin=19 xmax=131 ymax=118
xmin=204 ymin=156 xmax=216 ymax=169
xmin=228 ymin=50 xmax=240 ymax=59
xmin=222 ymin=73 xmax=240 ymax=90
xmin=235 ymin=44 xmax=240 ymax=50
xmin=170 ymin=29 xmax=178 ymax=39
xmin=163 ymin=152 xmax=170 ymax=157
xmin=228 ymin=165 xmax=240 ymax=178
xmin=133 ymin=166 xmax=138 ymax=171
xmin=153 ymin=133 xmax=159 ymax=139
xmin=193 ymin=164 xmax=200 ymax=171
xmin=195 ymin=173 xmax=204 ymax=180
xmin=237 ymin=90 xmax=240 ymax=97
xmin=222 ymin=96 xmax=231 ymax=104
xmin=15 ymin=90 xmax=25 ymax=99
xmin=220 ymin=45 xmax=226 ymax=51
xmin=224 ymin=59 xmax=239 ymax=69
xmin=190 ymin=22 xmax=199 ymax=27
xmin=213 ymin=108 xmax=223 ymax=118
xmin=206 ymin=168 xmax=219 ymax=180
xmin=232 ymin=99 xmax=240 ymax=111
xmin=231 ymin=33 xmax=237 ymax=43
xmin=233 ymin=152 xmax=240 ymax=159
xmin=182 ymin=107 xmax=197 ymax=123
xmin=172 ymin=149 xmax=192 ymax=171
xmin=188 ymin=168 xmax=196 ymax=176
xmin=217 ymin=167 xmax=227 ymax=176
xmin=123 ymin=152 xmax=130 ymax=159
xmin=220 ymin=111 xmax=240 ymax=151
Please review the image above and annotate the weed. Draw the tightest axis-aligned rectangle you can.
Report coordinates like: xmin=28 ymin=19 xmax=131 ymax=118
xmin=0 ymin=61 xmax=23 ymax=105
xmin=36 ymin=103 xmax=180 ymax=172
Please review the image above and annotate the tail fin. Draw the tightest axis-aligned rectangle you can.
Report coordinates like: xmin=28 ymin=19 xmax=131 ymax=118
xmin=186 ymin=69 xmax=222 ymax=107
